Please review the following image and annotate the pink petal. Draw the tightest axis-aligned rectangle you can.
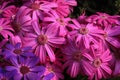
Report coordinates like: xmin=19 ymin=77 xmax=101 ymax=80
xmin=45 ymin=44 xmax=55 ymax=62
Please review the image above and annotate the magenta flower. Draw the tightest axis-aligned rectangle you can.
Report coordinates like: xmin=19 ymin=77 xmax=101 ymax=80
xmin=11 ymin=6 xmax=32 ymax=36
xmin=53 ymin=0 xmax=77 ymax=17
xmin=24 ymin=0 xmax=57 ymax=20
xmin=69 ymin=19 xmax=104 ymax=48
xmin=44 ymin=10 xmax=71 ymax=36
xmin=83 ymin=43 xmax=112 ymax=80
xmin=3 ymin=5 xmax=18 ymax=21
xmin=0 ymin=18 xmax=13 ymax=38
xmin=102 ymin=25 xmax=120 ymax=48
xmin=6 ymin=57 xmax=45 ymax=80
xmin=86 ymin=12 xmax=119 ymax=28
xmin=0 ymin=2 xmax=15 ymax=16
xmin=62 ymin=36 xmax=91 ymax=77
xmin=24 ymin=21 xmax=65 ymax=63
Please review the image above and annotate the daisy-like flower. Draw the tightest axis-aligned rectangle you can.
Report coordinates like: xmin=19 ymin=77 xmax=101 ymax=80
xmin=0 ymin=18 xmax=13 ymax=39
xmin=62 ymin=36 xmax=91 ymax=77
xmin=53 ymin=0 xmax=77 ymax=17
xmin=44 ymin=10 xmax=71 ymax=36
xmin=11 ymin=6 xmax=32 ymax=36
xmin=24 ymin=0 xmax=57 ymax=20
xmin=3 ymin=5 xmax=18 ymax=21
xmin=3 ymin=42 xmax=34 ymax=59
xmin=83 ymin=42 xmax=112 ymax=80
xmin=69 ymin=19 xmax=104 ymax=49
xmin=0 ymin=2 xmax=15 ymax=16
xmin=102 ymin=25 xmax=120 ymax=48
xmin=24 ymin=21 xmax=65 ymax=63
xmin=86 ymin=12 xmax=119 ymax=28
xmin=6 ymin=57 xmax=45 ymax=80
xmin=0 ymin=68 xmax=14 ymax=80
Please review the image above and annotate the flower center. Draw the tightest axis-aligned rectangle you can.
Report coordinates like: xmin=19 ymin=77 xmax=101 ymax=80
xmin=93 ymin=58 xmax=102 ymax=68
xmin=20 ymin=66 xmax=30 ymax=75
xmin=56 ymin=18 xmax=65 ymax=25
xmin=30 ymin=3 xmax=40 ymax=10
xmin=12 ymin=22 xmax=21 ymax=33
xmin=101 ymin=15 xmax=107 ymax=19
xmin=103 ymin=32 xmax=108 ymax=38
xmin=73 ymin=51 xmax=82 ymax=61
xmin=1 ymin=78 xmax=7 ymax=80
xmin=47 ymin=66 xmax=54 ymax=72
xmin=0 ymin=26 xmax=3 ymax=31
xmin=79 ymin=27 xmax=89 ymax=35
xmin=37 ymin=34 xmax=48 ymax=45
xmin=13 ymin=49 xmax=22 ymax=55
xmin=0 ymin=9 xmax=3 ymax=14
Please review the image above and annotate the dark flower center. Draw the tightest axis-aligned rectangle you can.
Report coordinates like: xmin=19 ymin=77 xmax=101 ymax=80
xmin=73 ymin=52 xmax=82 ymax=61
xmin=0 ymin=9 xmax=3 ymax=14
xmin=30 ymin=3 xmax=40 ymax=10
xmin=20 ymin=66 xmax=30 ymax=75
xmin=103 ymin=32 xmax=108 ymax=38
xmin=0 ymin=26 xmax=3 ymax=31
xmin=1 ymin=78 xmax=7 ymax=80
xmin=47 ymin=66 xmax=54 ymax=72
xmin=13 ymin=49 xmax=22 ymax=55
xmin=101 ymin=15 xmax=107 ymax=19
xmin=93 ymin=58 xmax=102 ymax=68
xmin=79 ymin=27 xmax=89 ymax=35
xmin=12 ymin=22 xmax=21 ymax=33
xmin=37 ymin=34 xmax=48 ymax=45
xmin=56 ymin=18 xmax=65 ymax=25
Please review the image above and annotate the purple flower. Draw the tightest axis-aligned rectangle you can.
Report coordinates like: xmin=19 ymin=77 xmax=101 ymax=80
xmin=0 ymin=68 xmax=14 ymax=80
xmin=3 ymin=43 xmax=34 ymax=59
xmin=6 ymin=57 xmax=45 ymax=80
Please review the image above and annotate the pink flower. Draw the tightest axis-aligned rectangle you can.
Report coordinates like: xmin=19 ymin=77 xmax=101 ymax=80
xmin=69 ymin=19 xmax=104 ymax=48
xmin=86 ymin=12 xmax=119 ymax=28
xmin=0 ymin=18 xmax=13 ymax=38
xmin=23 ymin=0 xmax=57 ymax=20
xmin=44 ymin=10 xmax=71 ymax=36
xmin=102 ymin=25 xmax=120 ymax=48
xmin=24 ymin=21 xmax=65 ymax=63
xmin=53 ymin=0 xmax=77 ymax=17
xmin=0 ymin=2 xmax=15 ymax=16
xmin=3 ymin=6 xmax=18 ymax=21
xmin=83 ymin=42 xmax=112 ymax=80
